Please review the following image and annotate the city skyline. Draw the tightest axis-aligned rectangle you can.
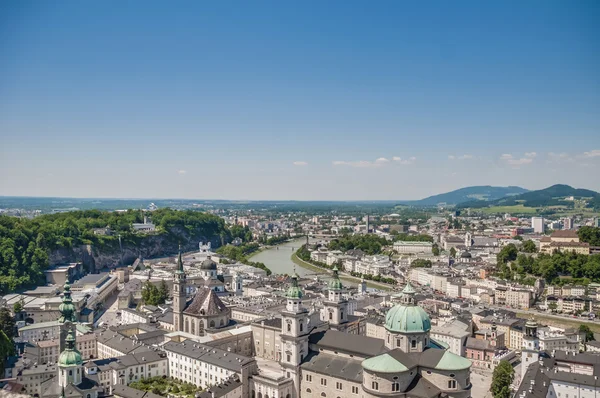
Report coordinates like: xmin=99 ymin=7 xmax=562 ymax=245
xmin=1 ymin=1 xmax=599 ymax=200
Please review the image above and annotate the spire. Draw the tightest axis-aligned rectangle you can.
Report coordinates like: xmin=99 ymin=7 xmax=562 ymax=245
xmin=176 ymin=244 xmax=184 ymax=274
xmin=328 ymin=265 xmax=343 ymax=290
xmin=401 ymin=282 xmax=416 ymax=305
xmin=59 ymin=282 xmax=77 ymax=323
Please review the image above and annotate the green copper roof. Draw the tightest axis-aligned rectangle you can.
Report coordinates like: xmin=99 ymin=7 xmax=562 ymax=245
xmin=362 ymin=353 xmax=409 ymax=373
xmin=58 ymin=330 xmax=82 ymax=367
xmin=328 ymin=266 xmax=343 ymax=290
xmin=285 ymin=274 xmax=303 ymax=299
xmin=58 ymin=282 xmax=78 ymax=323
xmin=385 ymin=304 xmax=431 ymax=333
xmin=402 ymin=282 xmax=416 ymax=295
xmin=434 ymin=350 xmax=472 ymax=371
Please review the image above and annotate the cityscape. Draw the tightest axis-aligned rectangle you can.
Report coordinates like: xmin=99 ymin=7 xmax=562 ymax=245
xmin=1 ymin=2 xmax=599 ymax=398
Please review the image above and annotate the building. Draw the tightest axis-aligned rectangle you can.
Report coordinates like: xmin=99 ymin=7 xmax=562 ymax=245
xmin=393 ymin=241 xmax=433 ymax=254
xmin=531 ymin=217 xmax=545 ymax=234
xmin=430 ymin=319 xmax=471 ymax=356
xmin=540 ymin=230 xmax=590 ymax=255
xmin=172 ymin=248 xmax=231 ymax=336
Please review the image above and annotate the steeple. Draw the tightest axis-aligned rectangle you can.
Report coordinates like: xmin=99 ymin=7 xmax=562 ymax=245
xmin=176 ymin=244 xmax=184 ymax=274
xmin=58 ymin=282 xmax=77 ymax=323
xmin=58 ymin=329 xmax=83 ymax=387
xmin=324 ymin=265 xmax=348 ymax=326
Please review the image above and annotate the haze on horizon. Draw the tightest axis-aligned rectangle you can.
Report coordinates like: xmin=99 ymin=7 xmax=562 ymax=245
xmin=1 ymin=1 xmax=599 ymax=201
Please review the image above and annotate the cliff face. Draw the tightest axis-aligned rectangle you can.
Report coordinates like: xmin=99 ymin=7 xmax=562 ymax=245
xmin=48 ymin=231 xmax=222 ymax=270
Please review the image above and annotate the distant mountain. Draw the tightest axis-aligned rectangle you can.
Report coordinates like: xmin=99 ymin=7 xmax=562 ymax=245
xmin=457 ymin=184 xmax=600 ymax=209
xmin=399 ymin=186 xmax=529 ymax=206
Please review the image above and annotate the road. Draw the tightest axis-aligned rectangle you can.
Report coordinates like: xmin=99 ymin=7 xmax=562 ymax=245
xmin=95 ymin=289 xmax=121 ymax=328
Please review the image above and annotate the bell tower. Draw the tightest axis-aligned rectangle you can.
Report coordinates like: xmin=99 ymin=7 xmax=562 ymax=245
xmin=173 ymin=245 xmax=187 ymax=332
xmin=280 ymin=273 xmax=309 ymax=398
xmin=322 ymin=266 xmax=348 ymax=327
xmin=521 ymin=317 xmax=539 ymax=380
xmin=58 ymin=282 xmax=78 ymax=353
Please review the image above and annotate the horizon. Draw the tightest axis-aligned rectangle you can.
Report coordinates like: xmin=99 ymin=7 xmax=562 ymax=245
xmin=1 ymin=2 xmax=599 ymax=200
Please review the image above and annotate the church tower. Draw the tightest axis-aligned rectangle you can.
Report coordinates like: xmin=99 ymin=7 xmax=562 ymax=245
xmin=58 ymin=282 xmax=78 ymax=353
xmin=173 ymin=245 xmax=187 ymax=332
xmin=58 ymin=329 xmax=83 ymax=387
xmin=521 ymin=317 xmax=539 ymax=380
xmin=323 ymin=266 xmax=348 ymax=327
xmin=280 ymin=273 xmax=309 ymax=398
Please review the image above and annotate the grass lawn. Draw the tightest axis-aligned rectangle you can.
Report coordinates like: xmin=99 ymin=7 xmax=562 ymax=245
xmin=129 ymin=376 xmax=200 ymax=397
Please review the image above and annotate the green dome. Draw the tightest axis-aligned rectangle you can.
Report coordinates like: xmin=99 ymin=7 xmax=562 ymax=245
xmin=385 ymin=282 xmax=431 ymax=333
xmin=385 ymin=305 xmax=431 ymax=333
xmin=58 ymin=330 xmax=82 ymax=367
xmin=286 ymin=274 xmax=303 ymax=299
xmin=328 ymin=266 xmax=343 ymax=290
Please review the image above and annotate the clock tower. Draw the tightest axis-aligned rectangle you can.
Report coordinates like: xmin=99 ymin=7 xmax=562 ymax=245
xmin=280 ymin=273 xmax=309 ymax=398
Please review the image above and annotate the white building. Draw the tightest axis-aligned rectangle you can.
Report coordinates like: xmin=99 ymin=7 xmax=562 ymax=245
xmin=430 ymin=319 xmax=471 ymax=356
xmin=393 ymin=241 xmax=433 ymax=254
xmin=531 ymin=217 xmax=545 ymax=233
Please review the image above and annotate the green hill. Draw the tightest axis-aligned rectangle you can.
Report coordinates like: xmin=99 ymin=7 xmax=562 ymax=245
xmin=399 ymin=186 xmax=528 ymax=206
xmin=458 ymin=184 xmax=600 ymax=211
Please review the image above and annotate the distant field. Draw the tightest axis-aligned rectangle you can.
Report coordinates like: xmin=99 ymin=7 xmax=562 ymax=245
xmin=481 ymin=204 xmax=539 ymax=214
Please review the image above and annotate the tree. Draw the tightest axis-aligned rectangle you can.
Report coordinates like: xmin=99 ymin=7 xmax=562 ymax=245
xmin=141 ymin=281 xmax=167 ymax=306
xmin=578 ymin=226 xmax=600 ymax=246
xmin=580 ymin=324 xmax=595 ymax=342
xmin=497 ymin=244 xmax=518 ymax=265
xmin=521 ymin=240 xmax=537 ymax=253
xmin=411 ymin=259 xmax=433 ymax=268
xmin=449 ymin=247 xmax=457 ymax=258
xmin=0 ymin=308 xmax=15 ymax=338
xmin=548 ymin=302 xmax=557 ymax=312
xmin=159 ymin=280 xmax=169 ymax=302
xmin=12 ymin=298 xmax=23 ymax=314
xmin=432 ymin=244 xmax=440 ymax=256
xmin=491 ymin=360 xmax=515 ymax=398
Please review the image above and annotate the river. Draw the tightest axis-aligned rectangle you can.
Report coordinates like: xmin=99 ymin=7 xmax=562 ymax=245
xmin=249 ymin=238 xmax=315 ymax=276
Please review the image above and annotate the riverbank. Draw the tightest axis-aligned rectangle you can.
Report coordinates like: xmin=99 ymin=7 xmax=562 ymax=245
xmin=291 ymin=253 xmax=393 ymax=291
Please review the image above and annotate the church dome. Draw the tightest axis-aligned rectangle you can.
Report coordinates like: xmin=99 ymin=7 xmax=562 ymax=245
xmin=328 ymin=266 xmax=343 ymax=290
xmin=460 ymin=251 xmax=472 ymax=259
xmin=58 ymin=330 xmax=82 ymax=367
xmin=286 ymin=274 xmax=303 ymax=299
xmin=201 ymin=257 xmax=217 ymax=270
xmin=385 ymin=282 xmax=431 ymax=333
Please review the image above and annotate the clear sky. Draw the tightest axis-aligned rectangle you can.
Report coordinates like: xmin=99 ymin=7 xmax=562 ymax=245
xmin=1 ymin=1 xmax=599 ymax=200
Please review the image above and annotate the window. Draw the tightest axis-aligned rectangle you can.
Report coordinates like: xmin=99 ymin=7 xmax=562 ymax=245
xmin=287 ymin=324 xmax=291 ymax=332
xmin=300 ymin=323 xmax=303 ymax=332
xmin=392 ymin=382 xmax=400 ymax=392
xmin=210 ymin=320 xmax=215 ymax=328
xmin=372 ymin=381 xmax=379 ymax=390
xmin=448 ymin=380 xmax=457 ymax=389
xmin=396 ymin=339 xmax=401 ymax=347
xmin=306 ymin=389 xmax=311 ymax=394
xmin=329 ymin=313 xmax=332 ymax=320
xmin=306 ymin=374 xmax=312 ymax=382
xmin=351 ymin=386 xmax=359 ymax=394
xmin=321 ymin=378 xmax=327 ymax=386
xmin=387 ymin=335 xmax=390 ymax=343
xmin=287 ymin=354 xmax=291 ymax=362
xmin=411 ymin=340 xmax=417 ymax=348
xmin=321 ymin=393 xmax=326 ymax=397
xmin=336 ymin=382 xmax=343 ymax=390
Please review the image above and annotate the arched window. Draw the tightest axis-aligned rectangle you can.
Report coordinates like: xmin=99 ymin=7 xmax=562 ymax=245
xmin=87 ymin=395 xmax=91 ymax=398
xmin=220 ymin=319 xmax=224 ymax=326
xmin=448 ymin=380 xmax=457 ymax=389
xmin=210 ymin=320 xmax=215 ymax=328
xmin=286 ymin=394 xmax=291 ymax=398
xmin=287 ymin=324 xmax=291 ymax=332
xmin=251 ymin=391 xmax=256 ymax=398
xmin=392 ymin=382 xmax=400 ymax=392
xmin=69 ymin=370 xmax=73 ymax=376
xmin=185 ymin=318 xmax=189 ymax=333
xmin=372 ymin=381 xmax=378 ymax=390
xmin=258 ymin=393 xmax=262 ymax=398
xmin=329 ymin=313 xmax=332 ymax=320
xmin=306 ymin=389 xmax=311 ymax=393
xmin=300 ymin=322 xmax=303 ymax=332
xmin=321 ymin=393 xmax=326 ymax=397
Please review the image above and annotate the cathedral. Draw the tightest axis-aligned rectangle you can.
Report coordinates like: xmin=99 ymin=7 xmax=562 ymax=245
xmin=270 ymin=269 xmax=473 ymax=398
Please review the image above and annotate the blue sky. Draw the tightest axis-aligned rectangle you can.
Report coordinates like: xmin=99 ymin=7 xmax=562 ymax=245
xmin=1 ymin=1 xmax=599 ymax=200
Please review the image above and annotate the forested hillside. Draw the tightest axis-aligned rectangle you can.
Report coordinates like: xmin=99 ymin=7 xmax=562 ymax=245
xmin=0 ymin=209 xmax=230 ymax=293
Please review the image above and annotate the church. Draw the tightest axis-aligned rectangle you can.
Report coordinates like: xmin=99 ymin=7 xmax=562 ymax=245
xmin=172 ymin=249 xmax=232 ymax=335
xmin=253 ymin=267 xmax=473 ymax=398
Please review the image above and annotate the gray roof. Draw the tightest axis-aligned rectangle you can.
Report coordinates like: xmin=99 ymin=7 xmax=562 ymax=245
xmin=308 ymin=330 xmax=387 ymax=358
xmin=163 ymin=341 xmax=254 ymax=372
xmin=184 ymin=287 xmax=228 ymax=317
xmin=112 ymin=384 xmax=163 ymax=398
xmin=95 ymin=329 xmax=152 ymax=356
xmin=197 ymin=377 xmax=242 ymax=398
xmin=301 ymin=352 xmax=363 ymax=383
